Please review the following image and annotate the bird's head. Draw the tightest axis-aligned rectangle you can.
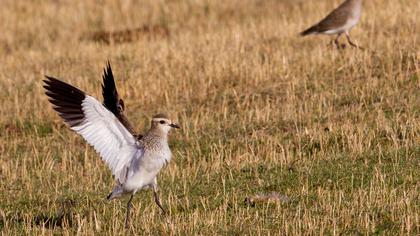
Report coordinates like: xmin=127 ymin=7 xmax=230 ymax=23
xmin=151 ymin=113 xmax=180 ymax=134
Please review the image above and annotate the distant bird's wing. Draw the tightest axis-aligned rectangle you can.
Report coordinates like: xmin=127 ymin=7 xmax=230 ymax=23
xmin=300 ymin=4 xmax=350 ymax=36
xmin=314 ymin=8 xmax=350 ymax=32
xmin=44 ymin=76 xmax=143 ymax=184
xmin=101 ymin=62 xmax=137 ymax=136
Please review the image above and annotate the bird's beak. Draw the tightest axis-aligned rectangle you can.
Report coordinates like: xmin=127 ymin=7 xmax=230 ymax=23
xmin=170 ymin=123 xmax=180 ymax=129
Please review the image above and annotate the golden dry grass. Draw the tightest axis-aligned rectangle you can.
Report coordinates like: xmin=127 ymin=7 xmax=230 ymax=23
xmin=0 ymin=0 xmax=419 ymax=235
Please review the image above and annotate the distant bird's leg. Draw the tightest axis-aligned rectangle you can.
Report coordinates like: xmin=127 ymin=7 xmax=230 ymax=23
xmin=345 ymin=31 xmax=363 ymax=49
xmin=153 ymin=185 xmax=166 ymax=215
xmin=334 ymin=33 xmax=343 ymax=49
xmin=125 ymin=194 xmax=134 ymax=229
xmin=327 ymin=38 xmax=335 ymax=48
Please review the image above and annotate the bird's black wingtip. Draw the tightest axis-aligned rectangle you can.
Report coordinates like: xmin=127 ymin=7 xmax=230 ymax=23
xmin=299 ymin=29 xmax=310 ymax=37
xmin=44 ymin=75 xmax=56 ymax=82
xmin=105 ymin=60 xmax=112 ymax=73
xmin=300 ymin=25 xmax=317 ymax=37
xmin=102 ymin=61 xmax=114 ymax=82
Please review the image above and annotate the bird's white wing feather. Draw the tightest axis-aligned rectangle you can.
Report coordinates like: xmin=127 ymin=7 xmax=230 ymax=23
xmin=72 ymin=96 xmax=142 ymax=184
xmin=43 ymin=77 xmax=143 ymax=185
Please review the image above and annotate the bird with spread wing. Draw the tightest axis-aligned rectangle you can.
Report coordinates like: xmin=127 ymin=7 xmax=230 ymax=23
xmin=43 ymin=62 xmax=180 ymax=228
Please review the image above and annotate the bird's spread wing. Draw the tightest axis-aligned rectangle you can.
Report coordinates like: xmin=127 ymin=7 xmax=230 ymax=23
xmin=101 ymin=62 xmax=137 ymax=136
xmin=44 ymin=76 xmax=143 ymax=184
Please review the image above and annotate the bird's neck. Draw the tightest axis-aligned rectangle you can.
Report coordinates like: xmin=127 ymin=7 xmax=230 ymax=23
xmin=141 ymin=129 xmax=168 ymax=152
xmin=145 ymin=128 xmax=168 ymax=141
xmin=349 ymin=0 xmax=362 ymax=6
xmin=351 ymin=0 xmax=362 ymax=15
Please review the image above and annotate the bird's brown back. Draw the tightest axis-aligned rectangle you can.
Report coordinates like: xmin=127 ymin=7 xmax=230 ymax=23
xmin=308 ymin=0 xmax=359 ymax=33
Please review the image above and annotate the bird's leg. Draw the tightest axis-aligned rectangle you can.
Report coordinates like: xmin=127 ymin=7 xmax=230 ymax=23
xmin=334 ymin=33 xmax=343 ymax=49
xmin=125 ymin=194 xmax=134 ymax=229
xmin=345 ymin=32 xmax=363 ymax=49
xmin=328 ymin=38 xmax=335 ymax=48
xmin=153 ymin=185 xmax=166 ymax=215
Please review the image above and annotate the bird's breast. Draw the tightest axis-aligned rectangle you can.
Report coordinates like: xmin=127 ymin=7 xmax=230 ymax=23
xmin=144 ymin=149 xmax=171 ymax=171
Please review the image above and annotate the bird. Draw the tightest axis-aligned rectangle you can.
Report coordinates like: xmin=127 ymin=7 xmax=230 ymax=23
xmin=43 ymin=62 xmax=180 ymax=228
xmin=300 ymin=0 xmax=363 ymax=49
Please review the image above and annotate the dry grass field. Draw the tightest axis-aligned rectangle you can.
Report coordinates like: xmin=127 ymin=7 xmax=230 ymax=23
xmin=0 ymin=0 xmax=419 ymax=235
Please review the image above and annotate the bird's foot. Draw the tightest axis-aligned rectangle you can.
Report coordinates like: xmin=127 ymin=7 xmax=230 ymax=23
xmin=333 ymin=43 xmax=346 ymax=50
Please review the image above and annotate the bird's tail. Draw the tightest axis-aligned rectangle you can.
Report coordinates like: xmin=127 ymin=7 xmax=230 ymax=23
xmin=300 ymin=26 xmax=317 ymax=36
xmin=106 ymin=186 xmax=124 ymax=200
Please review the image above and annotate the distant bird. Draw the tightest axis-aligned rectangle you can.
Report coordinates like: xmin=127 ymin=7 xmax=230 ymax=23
xmin=43 ymin=62 xmax=180 ymax=228
xmin=300 ymin=0 xmax=362 ymax=49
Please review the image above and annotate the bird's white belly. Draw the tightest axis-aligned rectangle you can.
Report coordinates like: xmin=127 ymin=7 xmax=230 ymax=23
xmin=323 ymin=28 xmax=345 ymax=35
xmin=123 ymin=168 xmax=159 ymax=192
xmin=122 ymin=151 xmax=171 ymax=193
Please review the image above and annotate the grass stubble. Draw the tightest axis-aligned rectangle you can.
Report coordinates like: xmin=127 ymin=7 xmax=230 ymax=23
xmin=0 ymin=0 xmax=419 ymax=235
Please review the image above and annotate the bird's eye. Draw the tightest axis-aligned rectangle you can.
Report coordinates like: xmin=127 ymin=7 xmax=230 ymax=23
xmin=159 ymin=120 xmax=165 ymax=124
